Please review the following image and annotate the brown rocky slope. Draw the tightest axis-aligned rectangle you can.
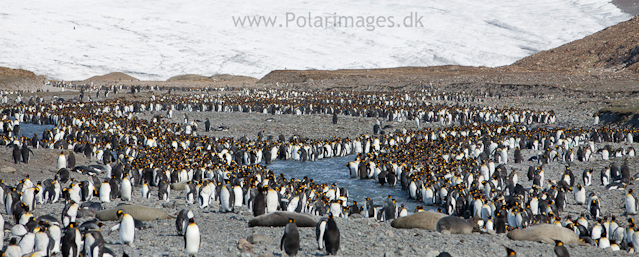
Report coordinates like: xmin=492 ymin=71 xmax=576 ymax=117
xmin=512 ymin=15 xmax=639 ymax=73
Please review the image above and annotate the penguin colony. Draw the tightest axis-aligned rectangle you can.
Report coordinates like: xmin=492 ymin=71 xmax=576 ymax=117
xmin=0 ymin=85 xmax=637 ymax=256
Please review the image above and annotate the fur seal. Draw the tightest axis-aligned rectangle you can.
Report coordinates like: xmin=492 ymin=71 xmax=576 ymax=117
xmin=391 ymin=211 xmax=448 ymax=230
xmin=96 ymin=204 xmax=174 ymax=221
xmin=248 ymin=211 xmax=316 ymax=227
xmin=507 ymin=224 xmax=584 ymax=245
xmin=436 ymin=216 xmax=473 ymax=234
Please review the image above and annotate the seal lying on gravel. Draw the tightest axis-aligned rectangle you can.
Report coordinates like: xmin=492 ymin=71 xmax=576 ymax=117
xmin=390 ymin=211 xmax=448 ymax=230
xmin=436 ymin=216 xmax=473 ymax=234
xmin=507 ymin=224 xmax=584 ymax=245
xmin=248 ymin=211 xmax=316 ymax=227
xmin=96 ymin=204 xmax=174 ymax=221
xmin=171 ymin=182 xmax=187 ymax=191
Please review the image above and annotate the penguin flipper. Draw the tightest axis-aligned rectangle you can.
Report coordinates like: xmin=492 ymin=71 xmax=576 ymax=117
xmin=280 ymin=231 xmax=286 ymax=250
xmin=110 ymin=223 xmax=120 ymax=231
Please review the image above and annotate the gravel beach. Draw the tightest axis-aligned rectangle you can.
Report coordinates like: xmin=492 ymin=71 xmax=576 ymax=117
xmin=0 ymin=84 xmax=637 ymax=257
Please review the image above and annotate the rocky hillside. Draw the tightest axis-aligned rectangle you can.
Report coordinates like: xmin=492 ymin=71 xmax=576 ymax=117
xmin=257 ymin=16 xmax=639 ymax=93
xmin=85 ymin=72 xmax=140 ymax=82
xmin=0 ymin=67 xmax=46 ymax=90
xmin=167 ymin=74 xmax=258 ymax=83
xmin=512 ymin=15 xmax=639 ymax=73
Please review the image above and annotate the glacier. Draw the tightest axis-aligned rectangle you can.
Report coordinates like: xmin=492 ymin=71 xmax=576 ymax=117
xmin=0 ymin=0 xmax=631 ymax=81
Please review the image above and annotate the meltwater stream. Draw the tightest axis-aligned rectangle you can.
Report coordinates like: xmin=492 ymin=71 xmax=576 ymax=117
xmin=268 ymin=155 xmax=433 ymax=214
xmin=18 ymin=123 xmax=55 ymax=138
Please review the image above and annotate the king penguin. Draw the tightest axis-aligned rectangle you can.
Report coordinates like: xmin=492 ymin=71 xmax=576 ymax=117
xmin=626 ymin=189 xmax=638 ymax=215
xmin=57 ymin=152 xmax=67 ymax=170
xmin=34 ymin=225 xmax=53 ymax=256
xmin=5 ymin=237 xmax=22 ymax=256
xmin=574 ymin=184 xmax=586 ymax=205
xmin=99 ymin=179 xmax=111 ymax=203
xmin=280 ymin=218 xmax=300 ymax=256
xmin=120 ymin=177 xmax=132 ymax=201
xmin=324 ymin=212 xmax=340 ymax=255
xmin=315 ymin=217 xmax=328 ymax=250
xmin=141 ymin=180 xmax=150 ymax=199
xmin=113 ymin=210 xmax=135 ymax=246
xmin=184 ymin=218 xmax=200 ymax=257
xmin=11 ymin=144 xmax=20 ymax=164
xmin=253 ymin=186 xmax=267 ymax=216
xmin=176 ymin=209 xmax=194 ymax=236
xmin=21 ymin=142 xmax=33 ymax=164
xmin=220 ymin=183 xmax=235 ymax=213
xmin=67 ymin=151 xmax=76 ymax=169
xmin=553 ymin=239 xmax=570 ymax=257
xmin=61 ymin=222 xmax=81 ymax=257
xmin=83 ymin=227 xmax=106 ymax=257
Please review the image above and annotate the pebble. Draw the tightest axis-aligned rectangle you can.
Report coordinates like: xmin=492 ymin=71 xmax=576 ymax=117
xmin=238 ymin=238 xmax=254 ymax=252
xmin=0 ymin=167 xmax=16 ymax=173
xmin=247 ymin=234 xmax=272 ymax=244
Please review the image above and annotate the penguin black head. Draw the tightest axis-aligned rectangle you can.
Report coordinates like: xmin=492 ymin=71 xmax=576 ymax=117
xmin=553 ymin=239 xmax=563 ymax=246
xmin=117 ymin=209 xmax=125 ymax=219
xmin=503 ymin=246 xmax=516 ymax=256
xmin=288 ymin=218 xmax=295 ymax=223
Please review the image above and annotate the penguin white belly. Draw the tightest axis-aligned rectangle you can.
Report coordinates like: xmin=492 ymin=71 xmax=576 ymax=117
xmin=266 ymin=192 xmax=279 ymax=213
xmin=409 ymin=182 xmax=417 ymax=199
xmin=120 ymin=215 xmax=135 ymax=245
xmin=142 ymin=184 xmax=150 ymax=199
xmin=485 ymin=220 xmax=494 ymax=231
xmin=316 ymin=220 xmax=326 ymax=250
xmin=575 ymin=190 xmax=586 ymax=205
xmin=0 ymin=214 xmax=3 ymax=241
xmin=49 ymin=225 xmax=61 ymax=254
xmin=347 ymin=162 xmax=358 ymax=178
xmin=82 ymin=232 xmax=94 ymax=256
xmin=5 ymin=245 xmax=21 ymax=257
xmin=632 ymin=232 xmax=639 ymax=251
xmin=57 ymin=155 xmax=67 ymax=170
xmin=21 ymin=192 xmax=35 ymax=212
xmin=330 ymin=203 xmax=342 ymax=217
xmin=69 ymin=188 xmax=81 ymax=204
xmin=185 ymin=224 xmax=200 ymax=256
xmin=233 ymin=187 xmax=243 ymax=208
xmin=287 ymin=197 xmax=299 ymax=213
xmin=121 ymin=180 xmax=132 ymax=201
xmin=11 ymin=224 xmax=27 ymax=237
xmin=627 ymin=196 xmax=637 ymax=215
xmin=66 ymin=204 xmax=78 ymax=225
xmin=614 ymin=227 xmax=625 ymax=244
xmin=592 ymin=226 xmax=602 ymax=239
xmin=598 ymin=237 xmax=610 ymax=249
xmin=198 ymin=190 xmax=210 ymax=209
xmin=34 ymin=232 xmax=49 ymax=253
xmin=220 ymin=187 xmax=232 ymax=212
xmin=100 ymin=184 xmax=111 ymax=202
xmin=423 ymin=189 xmax=433 ymax=205
xmin=19 ymin=232 xmax=35 ymax=254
